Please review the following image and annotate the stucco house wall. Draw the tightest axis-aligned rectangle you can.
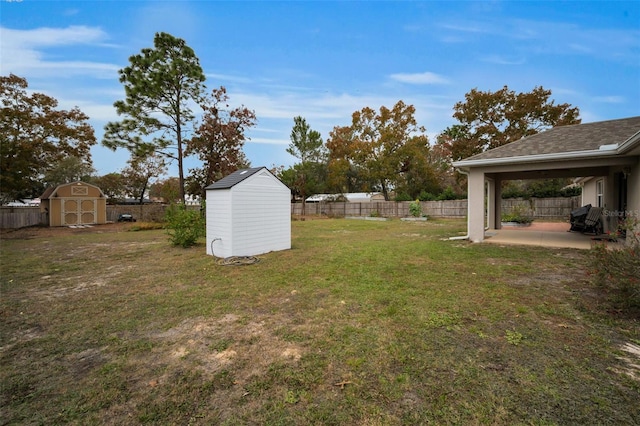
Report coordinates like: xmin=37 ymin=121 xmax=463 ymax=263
xmin=580 ymin=178 xmax=597 ymax=208
xmin=626 ymin=157 xmax=640 ymax=218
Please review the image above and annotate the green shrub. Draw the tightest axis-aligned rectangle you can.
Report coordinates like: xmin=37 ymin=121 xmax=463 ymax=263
xmin=418 ymin=191 xmax=437 ymax=201
xmin=409 ymin=199 xmax=422 ymax=217
xmin=501 ymin=204 xmax=533 ymax=224
xmin=436 ymin=186 xmax=460 ymax=201
xmin=164 ymin=204 xmax=205 ymax=248
xmin=394 ymin=193 xmax=412 ymax=202
xmin=589 ymin=216 xmax=640 ymax=308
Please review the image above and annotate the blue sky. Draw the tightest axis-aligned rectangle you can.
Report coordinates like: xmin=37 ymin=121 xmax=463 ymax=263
xmin=2 ymin=1 xmax=639 ymax=177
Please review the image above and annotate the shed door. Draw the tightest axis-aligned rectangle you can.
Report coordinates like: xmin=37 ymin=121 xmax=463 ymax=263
xmin=62 ymin=199 xmax=96 ymax=225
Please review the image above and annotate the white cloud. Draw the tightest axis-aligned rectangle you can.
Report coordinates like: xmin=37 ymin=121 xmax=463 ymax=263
xmin=389 ymin=71 xmax=450 ymax=85
xmin=205 ymin=73 xmax=253 ymax=84
xmin=0 ymin=26 xmax=118 ymax=78
xmin=2 ymin=25 xmax=108 ymax=47
xmin=58 ymin=100 xmax=119 ymax=123
xmin=481 ymin=55 xmax=526 ymax=66
xmin=246 ymin=136 xmax=290 ymax=145
xmin=593 ymin=95 xmax=625 ymax=104
xmin=439 ymin=17 xmax=640 ymax=63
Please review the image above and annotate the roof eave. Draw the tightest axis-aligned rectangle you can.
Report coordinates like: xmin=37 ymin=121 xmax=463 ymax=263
xmin=452 ymin=146 xmax=622 ymax=169
xmin=616 ymin=130 xmax=640 ymax=154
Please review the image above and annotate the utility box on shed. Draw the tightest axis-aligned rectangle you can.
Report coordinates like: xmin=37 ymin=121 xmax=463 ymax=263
xmin=205 ymin=167 xmax=291 ymax=258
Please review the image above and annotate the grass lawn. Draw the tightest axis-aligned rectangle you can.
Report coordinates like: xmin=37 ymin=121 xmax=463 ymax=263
xmin=1 ymin=218 xmax=638 ymax=425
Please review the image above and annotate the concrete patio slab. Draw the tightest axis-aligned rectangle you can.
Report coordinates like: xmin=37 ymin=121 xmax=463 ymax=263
xmin=483 ymin=222 xmax=614 ymax=249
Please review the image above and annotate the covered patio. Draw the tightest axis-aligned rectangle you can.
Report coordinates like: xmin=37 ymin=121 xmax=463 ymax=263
xmin=452 ymin=117 xmax=640 ymax=245
xmin=482 ymin=222 xmax=616 ymax=250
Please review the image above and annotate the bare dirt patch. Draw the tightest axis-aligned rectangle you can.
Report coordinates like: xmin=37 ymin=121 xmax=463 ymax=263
xmin=615 ymin=342 xmax=640 ymax=381
xmin=143 ymin=314 xmax=306 ymax=385
xmin=1 ymin=222 xmax=132 ymax=240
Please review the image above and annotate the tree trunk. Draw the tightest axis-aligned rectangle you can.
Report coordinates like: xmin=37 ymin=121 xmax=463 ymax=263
xmin=177 ymin=120 xmax=186 ymax=204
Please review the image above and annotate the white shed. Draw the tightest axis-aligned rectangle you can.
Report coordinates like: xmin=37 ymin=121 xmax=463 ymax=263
xmin=205 ymin=167 xmax=291 ymax=258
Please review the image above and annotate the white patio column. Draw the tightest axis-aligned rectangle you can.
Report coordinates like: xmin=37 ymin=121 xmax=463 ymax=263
xmin=467 ymin=169 xmax=486 ymax=242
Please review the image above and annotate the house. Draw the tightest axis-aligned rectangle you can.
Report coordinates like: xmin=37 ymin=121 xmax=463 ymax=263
xmin=205 ymin=167 xmax=291 ymax=258
xmin=452 ymin=116 xmax=640 ymax=242
xmin=40 ymin=181 xmax=108 ymax=227
xmin=305 ymin=193 xmax=385 ymax=203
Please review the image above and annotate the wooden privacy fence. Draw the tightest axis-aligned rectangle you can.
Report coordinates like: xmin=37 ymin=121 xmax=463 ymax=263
xmin=1 ymin=197 xmax=581 ymax=229
xmin=0 ymin=207 xmax=48 ymax=229
xmin=294 ymin=200 xmax=469 ymax=218
xmin=502 ymin=197 xmax=582 ymax=220
xmin=292 ymin=196 xmax=581 ymax=220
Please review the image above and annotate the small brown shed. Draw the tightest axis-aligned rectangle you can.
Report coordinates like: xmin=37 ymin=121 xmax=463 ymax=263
xmin=40 ymin=181 xmax=107 ymax=227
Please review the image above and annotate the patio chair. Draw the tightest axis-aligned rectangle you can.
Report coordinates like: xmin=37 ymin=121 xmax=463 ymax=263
xmin=569 ymin=204 xmax=591 ymax=232
xmin=583 ymin=206 xmax=603 ymax=235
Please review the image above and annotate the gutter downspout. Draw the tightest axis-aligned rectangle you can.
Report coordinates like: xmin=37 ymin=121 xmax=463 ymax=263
xmin=449 ymin=168 xmax=470 ymax=241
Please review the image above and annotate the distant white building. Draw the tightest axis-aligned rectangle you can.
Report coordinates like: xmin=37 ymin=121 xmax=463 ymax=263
xmin=305 ymin=192 xmax=385 ymax=203
xmin=4 ymin=199 xmax=41 ymax=207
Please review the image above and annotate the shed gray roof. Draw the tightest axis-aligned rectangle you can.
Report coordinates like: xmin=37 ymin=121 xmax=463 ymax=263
xmin=205 ymin=167 xmax=267 ymax=190
xmin=458 ymin=116 xmax=640 ymax=163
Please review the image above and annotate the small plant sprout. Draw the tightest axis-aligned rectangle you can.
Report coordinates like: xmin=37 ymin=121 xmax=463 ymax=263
xmin=505 ymin=329 xmax=524 ymax=346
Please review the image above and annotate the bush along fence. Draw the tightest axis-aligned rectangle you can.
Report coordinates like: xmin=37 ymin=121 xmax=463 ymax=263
xmin=1 ymin=197 xmax=580 ymax=229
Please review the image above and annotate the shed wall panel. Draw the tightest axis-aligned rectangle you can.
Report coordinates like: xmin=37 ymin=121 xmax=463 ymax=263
xmin=206 ymin=190 xmax=233 ymax=257
xmin=228 ymin=177 xmax=290 ymax=256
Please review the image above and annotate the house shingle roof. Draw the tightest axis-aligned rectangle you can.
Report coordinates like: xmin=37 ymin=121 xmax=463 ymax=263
xmin=205 ymin=167 xmax=266 ymax=190
xmin=460 ymin=116 xmax=640 ymax=162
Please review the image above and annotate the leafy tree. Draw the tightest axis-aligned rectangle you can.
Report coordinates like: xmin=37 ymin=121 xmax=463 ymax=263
xmin=326 ymin=125 xmax=364 ymax=193
xmin=433 ymin=124 xmax=471 ymax=190
xmin=42 ymin=156 xmax=95 ymax=188
xmin=287 ymin=116 xmax=325 ymax=164
xmin=393 ymin=133 xmax=440 ymax=200
xmin=102 ymin=32 xmax=206 ymax=204
xmin=327 ymin=101 xmax=433 ymax=200
xmin=121 ymin=154 xmax=167 ymax=204
xmin=501 ymin=178 xmax=579 ymax=199
xmin=281 ymin=162 xmax=327 ymax=202
xmin=91 ymin=172 xmax=127 ymax=203
xmin=447 ymin=86 xmax=580 ymax=161
xmin=150 ymin=177 xmax=181 ymax=204
xmin=185 ymin=87 xmax=255 ymax=198
xmin=0 ymin=74 xmax=96 ymax=203
xmin=285 ymin=116 xmax=326 ymax=213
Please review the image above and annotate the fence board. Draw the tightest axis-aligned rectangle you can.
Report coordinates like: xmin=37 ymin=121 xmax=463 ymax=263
xmin=0 ymin=207 xmax=48 ymax=228
xmin=2 ymin=197 xmax=581 ymax=229
xmin=292 ymin=196 xmax=580 ymax=220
